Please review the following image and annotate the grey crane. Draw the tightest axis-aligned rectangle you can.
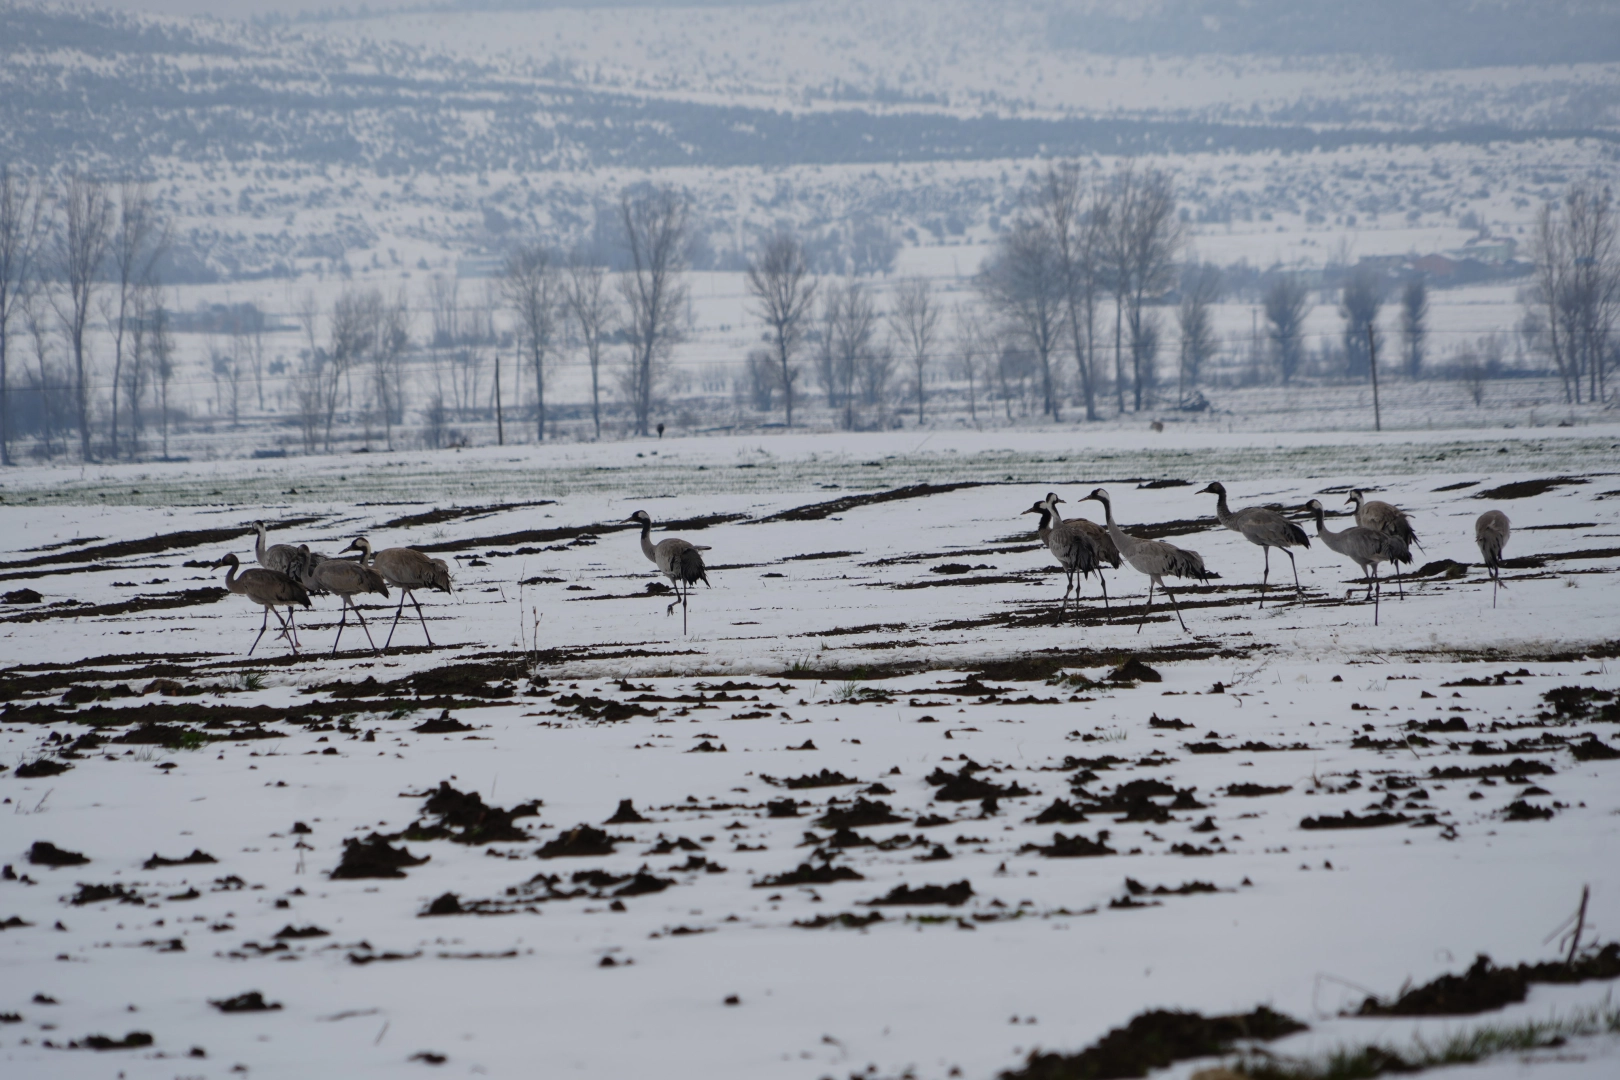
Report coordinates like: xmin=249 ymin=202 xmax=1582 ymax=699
xmin=1198 ymin=482 xmax=1311 ymax=607
xmin=1022 ymin=492 xmax=1119 ymax=616
xmin=311 ymin=543 xmax=390 ymax=656
xmin=623 ymin=509 xmax=710 ymax=634
xmin=287 ymin=544 xmax=330 ymax=596
xmin=344 ymin=536 xmax=453 ymax=648
xmin=252 ymin=521 xmax=300 ymax=577
xmin=1475 ymin=509 xmax=1511 ymax=608
xmin=1347 ymin=489 xmax=1419 ymax=597
xmin=1079 ymin=487 xmax=1210 ymax=634
xmin=1304 ymin=499 xmax=1412 ymax=625
xmin=210 ymin=552 xmax=311 ymax=655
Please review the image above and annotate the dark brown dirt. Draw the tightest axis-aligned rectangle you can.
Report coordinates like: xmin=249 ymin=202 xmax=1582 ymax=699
xmin=1541 ymin=686 xmax=1620 ymax=723
xmin=1502 ymin=799 xmax=1555 ymax=820
xmin=0 ymin=587 xmax=226 ymax=624
xmin=142 ymin=850 xmax=216 ymax=870
xmin=28 ymin=841 xmax=88 ymax=866
xmin=612 ymin=872 xmax=675 ymax=897
xmin=1428 ymin=758 xmax=1557 ymax=779
xmin=776 ymin=769 xmax=859 ymax=789
xmin=412 ymin=512 xmax=745 ymax=554
xmin=1019 ymin=832 xmax=1116 ymax=858
xmin=756 ymin=862 xmax=865 ymax=887
xmin=1359 ymin=945 xmax=1620 ymax=1016
xmin=766 ymin=799 xmax=800 ymax=817
xmin=75 ymin=1031 xmax=154 ymax=1050
xmin=0 ymin=518 xmax=322 ymax=572
xmin=930 ymin=765 xmax=1033 ymax=802
xmin=1299 ymin=811 xmax=1411 ymax=829
xmin=1474 ymin=477 xmax=1589 ymax=500
xmin=865 ymin=880 xmax=974 ymax=906
xmin=412 ymin=711 xmax=474 ymax=733
xmin=70 ymin=883 xmax=143 ymax=905
xmin=15 ymin=759 xmax=72 ymax=778
xmin=756 ymin=483 xmax=989 ymax=523
xmin=999 ymin=1006 xmax=1305 ymax=1080
xmin=330 ymin=835 xmax=429 ymax=879
xmin=3 ymin=588 xmax=42 ymax=603
xmin=382 ymin=500 xmax=556 ymax=529
xmin=814 ymin=798 xmax=906 ymax=829
xmin=1571 ymin=735 xmax=1620 ymax=760
xmin=793 ymin=911 xmax=885 ymax=929
xmin=1226 ymin=783 xmax=1293 ymax=797
xmin=210 ymin=992 xmax=281 ymax=1013
xmin=535 ymin=825 xmax=625 ymax=859
xmin=1030 ymin=799 xmax=1090 ymax=824
xmin=402 ymin=782 xmax=541 ymax=845
xmin=605 ymin=800 xmax=649 ymax=824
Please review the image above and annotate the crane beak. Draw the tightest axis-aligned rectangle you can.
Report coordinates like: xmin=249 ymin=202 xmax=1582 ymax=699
xmin=1020 ymin=507 xmax=1038 ymax=516
xmin=620 ymin=516 xmax=639 ymax=524
xmin=1052 ymin=497 xmax=1065 ymax=504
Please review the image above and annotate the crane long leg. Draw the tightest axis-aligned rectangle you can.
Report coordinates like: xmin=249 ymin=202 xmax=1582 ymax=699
xmin=248 ymin=604 xmax=272 ymax=656
xmin=1286 ymin=549 xmax=1301 ymax=593
xmin=351 ymin=600 xmax=380 ymax=655
xmin=1259 ymin=547 xmax=1271 ymax=608
xmin=331 ymin=597 xmax=350 ymax=656
xmin=410 ymin=590 xmax=434 ymax=647
xmin=285 ymin=607 xmax=301 ymax=653
xmin=385 ymin=591 xmax=409 ymax=650
xmin=1372 ymin=568 xmax=1382 ymax=627
xmin=1164 ymin=584 xmax=1189 ymax=633
xmin=1394 ymin=563 xmax=1405 ymax=599
xmin=1136 ymin=579 xmax=1155 ymax=634
xmin=1099 ymin=572 xmax=1110 ymax=614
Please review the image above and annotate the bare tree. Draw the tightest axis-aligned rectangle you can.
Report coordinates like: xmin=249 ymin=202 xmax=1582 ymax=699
xmin=564 ymin=251 xmax=614 ymax=440
xmin=1340 ymin=269 xmax=1384 ymax=379
xmin=106 ymin=183 xmax=165 ymax=458
xmin=23 ymin=291 xmax=56 ymax=457
xmin=364 ymin=288 xmax=410 ymax=450
xmin=951 ymin=303 xmax=987 ymax=424
xmin=1399 ymin=279 xmax=1428 ymax=380
xmin=1532 ymin=184 xmax=1619 ymax=403
xmin=504 ymin=241 xmax=563 ymax=441
xmin=888 ymin=277 xmax=939 ymax=423
xmin=745 ymin=231 xmax=817 ymax=428
xmin=0 ymin=165 xmax=46 ymax=466
xmin=825 ymin=280 xmax=879 ymax=429
xmin=618 ymin=187 xmax=690 ymax=436
xmin=292 ymin=291 xmax=324 ymax=452
xmin=1176 ymin=263 xmax=1221 ymax=400
xmin=1031 ymin=163 xmax=1108 ymax=421
xmin=979 ymin=218 xmax=1064 ymax=419
xmin=1263 ymin=275 xmax=1311 ymax=384
xmin=322 ymin=288 xmax=368 ymax=451
xmin=1112 ymin=166 xmax=1183 ymax=411
xmin=813 ymin=286 xmax=843 ymax=410
xmin=149 ymin=292 xmax=174 ymax=459
xmin=52 ymin=176 xmax=111 ymax=461
xmin=122 ymin=282 xmax=153 ymax=457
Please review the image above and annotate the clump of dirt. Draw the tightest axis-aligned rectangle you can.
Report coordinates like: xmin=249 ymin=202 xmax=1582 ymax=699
xmin=421 ymin=892 xmax=464 ymax=916
xmin=929 ymin=763 xmax=1034 ymax=802
xmin=1125 ymin=878 xmax=1221 ymax=897
xmin=1359 ymin=945 xmax=1620 ymax=1016
xmin=766 ymin=799 xmax=800 ymax=817
xmin=604 ymin=799 xmax=649 ymax=824
xmin=1030 ymin=799 xmax=1090 ymax=824
xmin=1540 ymin=686 xmax=1619 ymax=723
xmin=613 ymin=872 xmax=674 ymax=897
xmin=273 ymin=925 xmax=329 ymax=938
xmin=1148 ymin=714 xmax=1192 ymax=729
xmin=75 ymin=1031 xmax=155 ymax=1051
xmin=1502 ymin=799 xmax=1555 ymax=821
xmin=15 ymin=759 xmax=71 ymax=778
xmin=794 ymin=911 xmax=884 ymax=929
xmin=865 ymin=880 xmax=974 ymax=906
xmin=69 ymin=883 xmax=143 ymax=905
xmin=330 ymin=835 xmax=429 ymax=879
xmin=413 ymin=711 xmax=474 ymax=733
xmin=554 ymin=693 xmax=658 ymax=721
xmin=1300 ymin=811 xmax=1410 ymax=829
xmin=757 ymin=482 xmax=987 ymax=523
xmin=29 ymin=842 xmax=88 ymax=866
xmin=1227 ymin=783 xmax=1292 ymax=797
xmin=999 ymin=1006 xmax=1305 ymax=1080
xmin=210 ymin=992 xmax=281 ymax=1013
xmin=1474 ymin=476 xmax=1588 ymax=500
xmin=814 ymin=798 xmax=906 ymax=829
xmin=1110 ymin=658 xmax=1162 ymax=683
xmin=1571 ymin=735 xmax=1620 ymax=761
xmin=383 ymin=499 xmax=556 ymax=529
xmin=642 ymin=836 xmax=702 ymax=855
xmin=408 ymin=660 xmax=524 ymax=699
xmin=535 ymin=825 xmax=625 ymax=859
xmin=403 ymin=782 xmax=541 ymax=845
xmin=142 ymin=849 xmax=216 ymax=870
xmin=3 ymin=589 xmax=43 ymax=603
xmin=777 ymin=769 xmax=859 ymax=789
xmin=1428 ymin=759 xmax=1556 ymax=780
xmin=756 ymin=862 xmax=865 ymax=887
xmin=1019 ymin=832 xmax=1116 ymax=858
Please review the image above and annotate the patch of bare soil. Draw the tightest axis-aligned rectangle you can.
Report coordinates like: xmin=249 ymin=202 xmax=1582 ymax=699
xmin=1019 ymin=832 xmax=1116 ymax=857
xmin=1358 ymin=944 xmax=1620 ymax=1016
xmin=0 ymin=587 xmax=226 ymax=624
xmin=793 ymin=911 xmax=884 ymax=929
xmin=329 ymin=835 xmax=429 ymax=879
xmin=1474 ymin=476 xmax=1589 ymax=500
xmin=0 ymin=520 xmax=323 ymax=573
xmin=756 ymin=862 xmax=865 ymax=887
xmin=535 ymin=825 xmax=626 ymax=859
xmin=142 ymin=850 xmax=216 ymax=870
xmin=210 ymin=991 xmax=281 ymax=1013
xmin=755 ymin=482 xmax=990 ymax=523
xmin=998 ymin=1006 xmax=1305 ymax=1080
xmin=382 ymin=500 xmax=556 ymax=529
xmin=28 ymin=842 xmax=89 ymax=866
xmin=814 ymin=798 xmax=907 ymax=829
xmin=398 ymin=782 xmax=541 ymax=845
xmin=864 ymin=880 xmax=973 ymax=906
xmin=413 ymin=512 xmax=744 ymax=555
xmin=1299 ymin=811 xmax=1411 ymax=829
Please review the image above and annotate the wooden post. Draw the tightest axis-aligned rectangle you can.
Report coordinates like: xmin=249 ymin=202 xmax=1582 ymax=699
xmin=1368 ymin=324 xmax=1382 ymax=432
xmin=494 ymin=352 xmax=505 ymax=446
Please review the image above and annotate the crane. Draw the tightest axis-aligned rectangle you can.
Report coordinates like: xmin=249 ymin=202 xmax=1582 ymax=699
xmin=1475 ymin=510 xmax=1511 ymax=608
xmin=1198 ymin=482 xmax=1310 ymax=607
xmin=1023 ymin=492 xmax=1118 ymax=616
xmin=623 ymin=509 xmax=710 ymax=634
xmin=1079 ymin=488 xmax=1210 ymax=634
xmin=209 ymin=553 xmax=310 ymax=656
xmin=344 ymin=536 xmax=453 ymax=648
xmin=311 ymin=546 xmax=390 ymax=656
xmin=1304 ymin=499 xmax=1411 ymax=625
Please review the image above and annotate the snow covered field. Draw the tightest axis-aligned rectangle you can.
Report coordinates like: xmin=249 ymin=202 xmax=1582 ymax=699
xmin=2 ymin=424 xmax=1618 ymax=1078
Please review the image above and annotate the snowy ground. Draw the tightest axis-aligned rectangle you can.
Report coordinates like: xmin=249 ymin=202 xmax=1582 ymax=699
xmin=1 ymin=424 xmax=1618 ymax=1079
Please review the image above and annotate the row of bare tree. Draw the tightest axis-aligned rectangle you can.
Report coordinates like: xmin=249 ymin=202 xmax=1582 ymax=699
xmin=0 ymin=169 xmax=176 ymax=464
xmin=1527 ymin=183 xmax=1618 ymax=404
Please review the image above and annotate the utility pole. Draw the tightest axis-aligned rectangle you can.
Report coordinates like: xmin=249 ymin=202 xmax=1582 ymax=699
xmin=1367 ymin=324 xmax=1382 ymax=432
xmin=494 ymin=351 xmax=505 ymax=446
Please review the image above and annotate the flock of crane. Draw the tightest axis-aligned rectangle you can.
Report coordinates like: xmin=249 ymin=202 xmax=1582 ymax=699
xmin=211 ymin=485 xmax=1514 ymax=656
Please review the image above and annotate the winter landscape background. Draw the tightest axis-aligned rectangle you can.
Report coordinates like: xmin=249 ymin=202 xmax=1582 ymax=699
xmin=1 ymin=3 xmax=1619 ymax=1080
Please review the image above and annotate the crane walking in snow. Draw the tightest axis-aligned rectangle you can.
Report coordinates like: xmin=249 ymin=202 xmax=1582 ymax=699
xmin=1475 ymin=510 xmax=1511 ymax=608
xmin=1198 ymin=482 xmax=1310 ymax=607
xmin=312 ymin=544 xmax=390 ymax=656
xmin=1023 ymin=492 xmax=1119 ymax=616
xmin=1304 ymin=499 xmax=1411 ymax=625
xmin=1079 ymin=488 xmax=1210 ymax=634
xmin=623 ymin=509 xmax=711 ymax=634
xmin=210 ymin=552 xmax=311 ymax=656
xmin=344 ymin=536 xmax=453 ymax=648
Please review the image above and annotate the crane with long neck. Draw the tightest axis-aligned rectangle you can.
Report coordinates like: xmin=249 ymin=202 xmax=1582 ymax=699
xmin=1079 ymin=488 xmax=1210 ymax=633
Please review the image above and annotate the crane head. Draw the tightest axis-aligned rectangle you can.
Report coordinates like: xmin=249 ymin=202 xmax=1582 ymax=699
xmin=209 ymin=553 xmax=239 ymax=571
xmin=622 ymin=510 xmax=652 ymax=525
xmin=341 ymin=537 xmax=372 ymax=558
xmin=1345 ymin=489 xmax=1366 ymax=509
xmin=1304 ymin=499 xmax=1325 ymax=514
xmin=1020 ymin=502 xmax=1046 ymax=517
xmin=1197 ymin=482 xmax=1225 ymax=496
xmin=1042 ymin=491 xmax=1064 ymax=506
xmin=1079 ymin=487 xmax=1110 ymax=506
